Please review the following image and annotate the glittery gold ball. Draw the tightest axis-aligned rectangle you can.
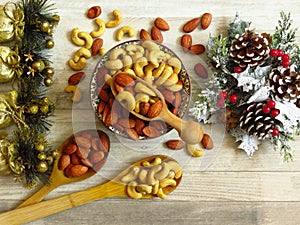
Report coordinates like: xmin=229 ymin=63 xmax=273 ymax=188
xmin=27 ymin=105 xmax=39 ymax=114
xmin=45 ymin=68 xmax=54 ymax=76
xmin=40 ymin=105 xmax=49 ymax=114
xmin=47 ymin=28 xmax=53 ymax=36
xmin=35 ymin=143 xmax=45 ymax=152
xmin=32 ymin=60 xmax=45 ymax=72
xmin=44 ymin=77 xmax=53 ymax=86
xmin=41 ymin=21 xmax=50 ymax=33
xmin=38 ymin=152 xmax=47 ymax=161
xmin=46 ymin=156 xmax=54 ymax=165
xmin=42 ymin=97 xmax=51 ymax=105
xmin=52 ymin=150 xmax=59 ymax=158
xmin=46 ymin=39 xmax=54 ymax=49
xmin=37 ymin=161 xmax=48 ymax=173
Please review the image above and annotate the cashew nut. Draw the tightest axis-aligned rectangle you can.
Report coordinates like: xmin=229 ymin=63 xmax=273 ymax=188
xmin=187 ymin=144 xmax=203 ymax=157
xmin=163 ymin=72 xmax=179 ymax=87
xmin=71 ymin=28 xmax=85 ymax=46
xmin=122 ymin=68 xmax=136 ymax=76
xmin=99 ymin=48 xmax=106 ymax=56
xmin=109 ymin=48 xmax=126 ymax=60
xmin=165 ymin=80 xmax=183 ymax=92
xmin=144 ymin=64 xmax=157 ymax=84
xmin=90 ymin=18 xmax=106 ymax=38
xmin=165 ymin=160 xmax=182 ymax=179
xmin=104 ymin=74 xmax=113 ymax=86
xmin=159 ymin=178 xmax=177 ymax=188
xmin=142 ymin=157 xmax=162 ymax=167
xmin=105 ymin=9 xmax=122 ymax=28
xmin=127 ymin=181 xmax=143 ymax=199
xmin=104 ymin=59 xmax=123 ymax=70
xmin=149 ymin=50 xmax=165 ymax=68
xmin=131 ymin=52 xmax=144 ymax=62
xmin=157 ymin=188 xmax=166 ymax=199
xmin=134 ymin=93 xmax=150 ymax=113
xmin=168 ymin=57 xmax=182 ymax=75
xmin=73 ymin=47 xmax=91 ymax=62
xmin=65 ymin=85 xmax=82 ymax=103
xmin=68 ymin=57 xmax=87 ymax=71
xmin=126 ymin=44 xmax=145 ymax=56
xmin=78 ymin=31 xmax=93 ymax=49
xmin=116 ymin=26 xmax=135 ymax=41
xmin=133 ymin=57 xmax=148 ymax=77
xmin=116 ymin=91 xmax=136 ymax=111
xmin=154 ymin=162 xmax=169 ymax=180
xmin=152 ymin=62 xmax=166 ymax=77
xmin=134 ymin=82 xmax=156 ymax=97
xmin=155 ymin=65 xmax=173 ymax=86
xmin=138 ymin=168 xmax=149 ymax=184
xmin=142 ymin=40 xmax=160 ymax=51
xmin=152 ymin=180 xmax=160 ymax=195
xmin=136 ymin=184 xmax=153 ymax=195
xmin=147 ymin=164 xmax=162 ymax=186
xmin=120 ymin=166 xmax=140 ymax=183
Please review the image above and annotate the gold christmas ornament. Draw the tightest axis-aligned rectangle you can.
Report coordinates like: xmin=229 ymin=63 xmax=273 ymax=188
xmin=35 ymin=143 xmax=45 ymax=152
xmin=0 ymin=3 xmax=24 ymax=42
xmin=36 ymin=161 xmax=48 ymax=173
xmin=45 ymin=67 xmax=54 ymax=76
xmin=44 ymin=77 xmax=53 ymax=86
xmin=39 ymin=105 xmax=49 ymax=114
xmin=46 ymin=39 xmax=54 ymax=49
xmin=27 ymin=105 xmax=39 ymax=114
xmin=38 ymin=152 xmax=47 ymax=161
xmin=0 ymin=140 xmax=11 ymax=175
xmin=32 ymin=60 xmax=45 ymax=73
xmin=51 ymin=149 xmax=59 ymax=159
xmin=46 ymin=156 xmax=53 ymax=165
xmin=41 ymin=21 xmax=50 ymax=33
xmin=0 ymin=46 xmax=23 ymax=82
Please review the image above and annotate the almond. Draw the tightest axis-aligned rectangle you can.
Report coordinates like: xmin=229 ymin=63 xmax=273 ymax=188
xmin=140 ymin=29 xmax=151 ymax=40
xmin=142 ymin=126 xmax=160 ymax=138
xmin=194 ymin=63 xmax=208 ymax=78
xmin=166 ymin=140 xmax=185 ymax=150
xmin=151 ymin=26 xmax=163 ymax=43
xmin=58 ymin=154 xmax=70 ymax=170
xmin=174 ymin=91 xmax=182 ymax=108
xmin=71 ymin=153 xmax=81 ymax=165
xmin=91 ymin=38 xmax=103 ymax=56
xmin=182 ymin=18 xmax=200 ymax=33
xmin=181 ymin=34 xmax=192 ymax=52
xmin=118 ymin=118 xmax=136 ymax=128
xmin=97 ymin=101 xmax=106 ymax=114
xmin=139 ymin=102 xmax=150 ymax=116
xmin=76 ymin=147 xmax=91 ymax=159
xmin=69 ymin=165 xmax=89 ymax=177
xmin=96 ymin=67 xmax=108 ymax=86
xmin=201 ymin=133 xmax=214 ymax=150
xmin=74 ymin=136 xmax=91 ymax=149
xmin=87 ymin=6 xmax=101 ymax=19
xmin=90 ymin=150 xmax=105 ymax=163
xmin=81 ymin=158 xmax=93 ymax=167
xmin=154 ymin=17 xmax=170 ymax=31
xmin=161 ymin=90 xmax=175 ymax=104
xmin=93 ymin=158 xmax=107 ymax=172
xmin=98 ymin=86 xmax=110 ymax=102
xmin=91 ymin=138 xmax=101 ymax=151
xmin=201 ymin=13 xmax=212 ymax=30
xmin=125 ymin=128 xmax=139 ymax=141
xmin=99 ymin=133 xmax=110 ymax=152
xmin=149 ymin=120 xmax=166 ymax=131
xmin=115 ymin=73 xmax=135 ymax=87
xmin=135 ymin=119 xmax=145 ymax=135
xmin=68 ymin=72 xmax=86 ymax=85
xmin=147 ymin=100 xmax=163 ymax=118
xmin=189 ymin=44 xmax=205 ymax=55
xmin=63 ymin=143 xmax=78 ymax=155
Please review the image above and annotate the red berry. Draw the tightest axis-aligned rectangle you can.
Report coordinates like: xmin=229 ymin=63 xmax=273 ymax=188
xmin=218 ymin=91 xmax=227 ymax=100
xmin=270 ymin=48 xmax=278 ymax=57
xmin=216 ymin=99 xmax=225 ymax=108
xmin=282 ymin=53 xmax=290 ymax=62
xmin=267 ymin=99 xmax=276 ymax=108
xmin=271 ymin=127 xmax=279 ymax=136
xmin=229 ymin=94 xmax=238 ymax=103
xmin=270 ymin=109 xmax=280 ymax=117
xmin=234 ymin=66 xmax=242 ymax=73
xmin=262 ymin=105 xmax=271 ymax=114
xmin=277 ymin=49 xmax=284 ymax=57
xmin=282 ymin=60 xmax=290 ymax=68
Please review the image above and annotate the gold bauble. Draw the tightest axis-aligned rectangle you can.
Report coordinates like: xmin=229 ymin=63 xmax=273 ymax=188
xmin=35 ymin=143 xmax=45 ymax=152
xmin=46 ymin=39 xmax=54 ymax=49
xmin=40 ymin=105 xmax=49 ymax=114
xmin=42 ymin=97 xmax=51 ymax=105
xmin=32 ymin=60 xmax=45 ymax=73
xmin=36 ymin=161 xmax=48 ymax=173
xmin=46 ymin=28 xmax=53 ymax=36
xmin=41 ymin=21 xmax=50 ymax=33
xmin=46 ymin=156 xmax=53 ymax=165
xmin=52 ymin=150 xmax=59 ymax=159
xmin=38 ymin=152 xmax=47 ymax=161
xmin=27 ymin=105 xmax=39 ymax=114
xmin=45 ymin=67 xmax=54 ymax=76
xmin=44 ymin=77 xmax=53 ymax=86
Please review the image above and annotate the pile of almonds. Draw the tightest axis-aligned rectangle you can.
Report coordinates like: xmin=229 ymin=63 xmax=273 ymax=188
xmin=58 ymin=130 xmax=110 ymax=177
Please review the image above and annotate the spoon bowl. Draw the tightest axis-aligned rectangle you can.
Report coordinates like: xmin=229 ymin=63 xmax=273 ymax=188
xmin=17 ymin=129 xmax=110 ymax=208
xmin=0 ymin=155 xmax=182 ymax=225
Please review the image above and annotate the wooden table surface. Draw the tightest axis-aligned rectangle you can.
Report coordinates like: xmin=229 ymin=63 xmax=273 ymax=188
xmin=1 ymin=0 xmax=300 ymax=224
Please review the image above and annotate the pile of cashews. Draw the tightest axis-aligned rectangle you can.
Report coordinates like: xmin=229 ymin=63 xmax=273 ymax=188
xmin=105 ymin=40 xmax=184 ymax=92
xmin=120 ymin=156 xmax=182 ymax=199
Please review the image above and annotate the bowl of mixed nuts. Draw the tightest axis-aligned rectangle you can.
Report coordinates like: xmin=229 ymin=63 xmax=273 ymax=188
xmin=90 ymin=40 xmax=191 ymax=140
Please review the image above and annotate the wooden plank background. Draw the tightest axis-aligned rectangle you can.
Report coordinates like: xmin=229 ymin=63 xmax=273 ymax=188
xmin=0 ymin=0 xmax=300 ymax=224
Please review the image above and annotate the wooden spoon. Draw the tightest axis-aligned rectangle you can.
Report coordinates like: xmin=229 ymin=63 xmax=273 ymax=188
xmin=110 ymin=73 xmax=203 ymax=144
xmin=17 ymin=129 xmax=109 ymax=208
xmin=0 ymin=155 xmax=182 ymax=225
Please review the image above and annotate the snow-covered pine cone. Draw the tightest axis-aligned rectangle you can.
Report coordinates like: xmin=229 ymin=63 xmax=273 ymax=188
xmin=239 ymin=102 xmax=279 ymax=139
xmin=230 ymin=30 xmax=270 ymax=68
xmin=269 ymin=67 xmax=300 ymax=108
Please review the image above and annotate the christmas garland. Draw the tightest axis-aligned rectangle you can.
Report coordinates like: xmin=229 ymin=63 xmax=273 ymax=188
xmin=0 ymin=0 xmax=59 ymax=188
xmin=190 ymin=12 xmax=300 ymax=161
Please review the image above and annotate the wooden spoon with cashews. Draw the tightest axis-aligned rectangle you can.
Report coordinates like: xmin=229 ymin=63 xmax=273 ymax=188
xmin=0 ymin=155 xmax=182 ymax=225
xmin=109 ymin=72 xmax=204 ymax=144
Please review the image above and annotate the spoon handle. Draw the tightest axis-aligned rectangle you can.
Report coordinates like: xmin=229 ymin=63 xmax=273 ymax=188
xmin=0 ymin=181 xmax=125 ymax=225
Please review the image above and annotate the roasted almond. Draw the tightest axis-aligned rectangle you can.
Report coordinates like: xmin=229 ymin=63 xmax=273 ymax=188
xmin=76 ymin=147 xmax=91 ymax=159
xmin=201 ymin=13 xmax=212 ymax=30
xmin=183 ymin=17 xmax=200 ymax=33
xmin=99 ymin=133 xmax=110 ymax=152
xmin=81 ymin=158 xmax=93 ymax=168
xmin=142 ymin=126 xmax=160 ymax=138
xmin=189 ymin=44 xmax=206 ymax=55
xmin=68 ymin=72 xmax=86 ymax=85
xmin=98 ymin=86 xmax=110 ymax=103
xmin=118 ymin=118 xmax=136 ymax=128
xmin=97 ymin=101 xmax=106 ymax=114
xmin=125 ymin=128 xmax=139 ymax=141
xmin=74 ymin=136 xmax=91 ymax=149
xmin=63 ymin=143 xmax=78 ymax=155
xmin=181 ymin=34 xmax=192 ymax=52
xmin=135 ymin=119 xmax=145 ymax=135
xmin=147 ymin=100 xmax=163 ymax=118
xmin=161 ymin=90 xmax=175 ymax=104
xmin=115 ymin=73 xmax=135 ymax=87
xmin=149 ymin=120 xmax=166 ymax=131
xmin=87 ymin=6 xmax=101 ymax=19
xmin=174 ymin=91 xmax=182 ymax=108
xmin=201 ymin=133 xmax=214 ymax=150
xmin=140 ymin=29 xmax=152 ymax=40
xmin=154 ymin=17 xmax=170 ymax=31
xmin=71 ymin=153 xmax=81 ymax=165
xmin=139 ymin=102 xmax=150 ymax=116
xmin=166 ymin=140 xmax=185 ymax=150
xmin=90 ymin=150 xmax=105 ymax=163
xmin=194 ymin=63 xmax=208 ymax=78
xmin=151 ymin=26 xmax=163 ymax=43
xmin=91 ymin=38 xmax=103 ymax=56
xmin=69 ymin=165 xmax=89 ymax=177
xmin=58 ymin=154 xmax=70 ymax=170
xmin=96 ymin=66 xmax=108 ymax=86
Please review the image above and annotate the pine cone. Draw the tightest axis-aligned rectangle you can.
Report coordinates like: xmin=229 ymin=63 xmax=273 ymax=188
xmin=239 ymin=102 xmax=279 ymax=139
xmin=269 ymin=67 xmax=300 ymax=108
xmin=230 ymin=30 xmax=270 ymax=68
